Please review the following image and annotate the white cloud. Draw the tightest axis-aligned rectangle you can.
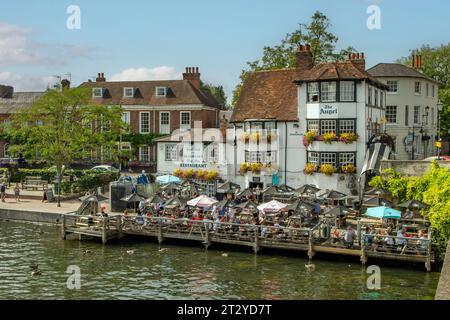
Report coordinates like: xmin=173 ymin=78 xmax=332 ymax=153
xmin=0 ymin=72 xmax=55 ymax=92
xmin=110 ymin=66 xmax=182 ymax=81
xmin=0 ymin=22 xmax=94 ymax=67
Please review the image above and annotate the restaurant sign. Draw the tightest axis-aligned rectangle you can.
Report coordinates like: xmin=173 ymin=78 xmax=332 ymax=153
xmin=320 ymin=104 xmax=338 ymax=117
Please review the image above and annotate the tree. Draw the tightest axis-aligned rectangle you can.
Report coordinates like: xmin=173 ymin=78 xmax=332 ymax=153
xmin=5 ymin=87 xmax=125 ymax=207
xmin=200 ymin=82 xmax=228 ymax=109
xmin=231 ymin=11 xmax=356 ymax=107
xmin=397 ymin=43 xmax=450 ymax=138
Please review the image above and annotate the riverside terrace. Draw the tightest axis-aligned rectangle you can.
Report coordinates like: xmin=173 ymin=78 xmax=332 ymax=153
xmin=62 ymin=182 xmax=434 ymax=271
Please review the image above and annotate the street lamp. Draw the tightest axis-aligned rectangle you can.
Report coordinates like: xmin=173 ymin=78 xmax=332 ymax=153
xmin=437 ymin=101 xmax=443 ymax=160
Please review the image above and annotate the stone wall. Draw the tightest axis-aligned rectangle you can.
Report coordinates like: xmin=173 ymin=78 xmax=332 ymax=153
xmin=0 ymin=209 xmax=63 ymax=224
xmin=436 ymin=241 xmax=450 ymax=300
xmin=381 ymin=160 xmax=450 ymax=177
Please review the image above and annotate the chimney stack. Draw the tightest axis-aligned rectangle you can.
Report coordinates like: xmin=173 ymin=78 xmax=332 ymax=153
xmin=96 ymin=72 xmax=106 ymax=82
xmin=412 ymin=54 xmax=423 ymax=70
xmin=349 ymin=52 xmax=366 ymax=72
xmin=183 ymin=66 xmax=201 ymax=90
xmin=296 ymin=44 xmax=313 ymax=72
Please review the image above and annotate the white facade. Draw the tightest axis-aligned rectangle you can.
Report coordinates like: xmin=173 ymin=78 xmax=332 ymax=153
xmin=373 ymin=77 xmax=439 ymax=160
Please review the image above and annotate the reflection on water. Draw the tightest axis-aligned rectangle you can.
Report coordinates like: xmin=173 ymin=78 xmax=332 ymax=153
xmin=0 ymin=221 xmax=439 ymax=300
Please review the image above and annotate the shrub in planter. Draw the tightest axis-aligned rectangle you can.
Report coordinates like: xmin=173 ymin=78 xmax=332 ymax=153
xmin=304 ymin=163 xmax=316 ymax=175
xmin=320 ymin=164 xmax=336 ymax=176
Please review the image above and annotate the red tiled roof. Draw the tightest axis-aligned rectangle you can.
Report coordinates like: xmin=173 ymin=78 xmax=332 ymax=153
xmin=231 ymin=69 xmax=300 ymax=122
xmin=79 ymin=80 xmax=221 ymax=109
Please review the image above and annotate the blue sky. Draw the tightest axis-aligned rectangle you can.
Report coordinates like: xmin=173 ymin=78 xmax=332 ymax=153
xmin=0 ymin=0 xmax=449 ymax=101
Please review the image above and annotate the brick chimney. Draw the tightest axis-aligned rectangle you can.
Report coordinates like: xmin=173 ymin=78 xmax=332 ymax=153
xmin=61 ymin=79 xmax=71 ymax=90
xmin=348 ymin=52 xmax=366 ymax=72
xmin=183 ymin=67 xmax=201 ymax=90
xmin=296 ymin=44 xmax=313 ymax=72
xmin=96 ymin=72 xmax=106 ymax=82
xmin=0 ymin=85 xmax=14 ymax=99
xmin=412 ymin=54 xmax=423 ymax=71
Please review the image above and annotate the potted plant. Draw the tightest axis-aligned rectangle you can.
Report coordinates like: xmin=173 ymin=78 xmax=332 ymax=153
xmin=251 ymin=132 xmax=261 ymax=144
xmin=320 ymin=164 xmax=336 ymax=176
xmin=304 ymin=163 xmax=316 ymax=175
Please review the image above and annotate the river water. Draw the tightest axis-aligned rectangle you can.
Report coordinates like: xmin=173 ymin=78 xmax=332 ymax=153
xmin=0 ymin=221 xmax=440 ymax=300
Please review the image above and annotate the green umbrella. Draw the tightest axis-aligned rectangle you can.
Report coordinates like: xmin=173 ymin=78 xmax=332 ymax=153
xmin=365 ymin=206 xmax=401 ymax=219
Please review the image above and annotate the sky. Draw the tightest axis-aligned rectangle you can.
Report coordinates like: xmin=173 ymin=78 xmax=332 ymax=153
xmin=0 ymin=0 xmax=449 ymax=103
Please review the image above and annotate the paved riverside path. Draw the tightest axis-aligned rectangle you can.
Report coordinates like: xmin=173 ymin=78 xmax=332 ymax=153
xmin=436 ymin=241 xmax=450 ymax=300
xmin=0 ymin=198 xmax=80 ymax=214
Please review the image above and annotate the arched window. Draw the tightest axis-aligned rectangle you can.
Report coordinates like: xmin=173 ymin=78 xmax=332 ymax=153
xmin=3 ymin=143 xmax=9 ymax=159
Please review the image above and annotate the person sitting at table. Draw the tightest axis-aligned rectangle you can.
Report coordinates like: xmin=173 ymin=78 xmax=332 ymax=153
xmin=418 ymin=230 xmax=428 ymax=255
xmin=383 ymin=228 xmax=395 ymax=249
xmin=396 ymin=228 xmax=407 ymax=248
xmin=135 ymin=213 xmax=145 ymax=227
xmin=213 ymin=216 xmax=221 ymax=232
xmin=364 ymin=226 xmax=374 ymax=246
xmin=343 ymin=226 xmax=356 ymax=249
xmin=331 ymin=228 xmax=342 ymax=244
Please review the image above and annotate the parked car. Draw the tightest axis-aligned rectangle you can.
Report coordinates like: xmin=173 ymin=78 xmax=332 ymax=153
xmin=90 ymin=165 xmax=120 ymax=173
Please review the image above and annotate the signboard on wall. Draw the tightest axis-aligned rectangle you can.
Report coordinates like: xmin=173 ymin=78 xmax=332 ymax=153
xmin=319 ymin=104 xmax=338 ymax=117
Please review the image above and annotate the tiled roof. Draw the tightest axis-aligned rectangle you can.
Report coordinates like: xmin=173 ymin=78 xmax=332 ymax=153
xmin=80 ymin=80 xmax=221 ymax=109
xmin=367 ymin=63 xmax=441 ymax=84
xmin=0 ymin=92 xmax=45 ymax=114
xmin=231 ymin=69 xmax=300 ymax=122
xmin=295 ymin=61 xmax=387 ymax=89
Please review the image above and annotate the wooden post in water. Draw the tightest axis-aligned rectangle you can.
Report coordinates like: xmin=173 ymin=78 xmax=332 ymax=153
xmin=157 ymin=219 xmax=164 ymax=246
xmin=253 ymin=226 xmax=260 ymax=254
xmin=360 ymin=235 xmax=367 ymax=265
xmin=101 ymin=218 xmax=108 ymax=245
xmin=308 ymin=228 xmax=315 ymax=260
xmin=61 ymin=214 xmax=66 ymax=240
xmin=116 ymin=216 xmax=122 ymax=239
xmin=426 ymin=228 xmax=432 ymax=272
xmin=203 ymin=222 xmax=211 ymax=250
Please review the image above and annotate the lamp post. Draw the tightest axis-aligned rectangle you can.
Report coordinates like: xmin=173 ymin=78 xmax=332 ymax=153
xmin=437 ymin=102 xmax=443 ymax=160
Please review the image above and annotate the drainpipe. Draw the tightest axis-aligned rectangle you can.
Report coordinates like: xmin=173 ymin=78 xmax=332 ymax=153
xmin=285 ymin=121 xmax=288 ymax=185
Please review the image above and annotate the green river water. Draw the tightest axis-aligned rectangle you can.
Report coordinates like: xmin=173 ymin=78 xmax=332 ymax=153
xmin=0 ymin=221 xmax=440 ymax=300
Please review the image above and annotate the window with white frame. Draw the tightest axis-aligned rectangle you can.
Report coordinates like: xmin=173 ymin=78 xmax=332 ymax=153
xmin=140 ymin=112 xmax=150 ymax=133
xmin=321 ymin=82 xmax=336 ymax=102
xmin=414 ymin=81 xmax=421 ymax=94
xmin=307 ymin=82 xmax=319 ymax=102
xmin=339 ymin=120 xmax=355 ymax=133
xmin=380 ymin=91 xmax=384 ymax=108
xmin=123 ymin=87 xmax=134 ymax=98
xmin=159 ymin=112 xmax=170 ymax=134
xmin=386 ymin=106 xmax=397 ymax=124
xmin=320 ymin=153 xmax=336 ymax=166
xmin=386 ymin=81 xmax=398 ymax=93
xmin=368 ymin=86 xmax=372 ymax=105
xmin=307 ymin=120 xmax=320 ymax=133
xmin=121 ymin=112 xmax=130 ymax=131
xmin=374 ymin=89 xmax=379 ymax=107
xmin=156 ymin=87 xmax=167 ymax=97
xmin=339 ymin=153 xmax=355 ymax=167
xmin=308 ymin=152 xmax=319 ymax=165
xmin=92 ymin=88 xmax=103 ymax=98
xmin=414 ymin=106 xmax=421 ymax=124
xmin=180 ymin=112 xmax=191 ymax=130
xmin=264 ymin=122 xmax=275 ymax=132
xmin=340 ymin=81 xmax=355 ymax=102
xmin=165 ymin=144 xmax=178 ymax=161
xmin=245 ymin=151 xmax=277 ymax=164
xmin=205 ymin=143 xmax=219 ymax=163
xmin=139 ymin=146 xmax=150 ymax=162
xmin=320 ymin=120 xmax=336 ymax=134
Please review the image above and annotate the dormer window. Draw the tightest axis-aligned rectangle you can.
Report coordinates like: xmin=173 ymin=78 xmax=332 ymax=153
xmin=123 ymin=87 xmax=135 ymax=98
xmin=156 ymin=87 xmax=167 ymax=97
xmin=92 ymin=88 xmax=104 ymax=98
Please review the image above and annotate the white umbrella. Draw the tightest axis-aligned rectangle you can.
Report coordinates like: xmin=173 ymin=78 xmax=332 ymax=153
xmin=187 ymin=195 xmax=218 ymax=208
xmin=257 ymin=200 xmax=288 ymax=213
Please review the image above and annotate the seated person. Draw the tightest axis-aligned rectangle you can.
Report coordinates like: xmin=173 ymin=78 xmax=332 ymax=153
xmin=135 ymin=214 xmax=145 ymax=226
xmin=364 ymin=226 xmax=374 ymax=245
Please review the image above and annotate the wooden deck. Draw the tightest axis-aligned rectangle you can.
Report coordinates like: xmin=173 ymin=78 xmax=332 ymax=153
xmin=61 ymin=215 xmax=434 ymax=271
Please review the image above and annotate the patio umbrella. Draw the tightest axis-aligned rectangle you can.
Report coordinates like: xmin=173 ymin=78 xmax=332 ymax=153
xmin=257 ymin=200 xmax=288 ymax=213
xmin=363 ymin=197 xmax=393 ymax=208
xmin=216 ymin=199 xmax=232 ymax=210
xmin=217 ymin=181 xmax=241 ymax=194
xmin=319 ymin=190 xmax=347 ymax=200
xmin=295 ymin=184 xmax=320 ymax=195
xmin=164 ymin=197 xmax=187 ymax=209
xmin=277 ymin=184 xmax=296 ymax=193
xmin=365 ymin=187 xmax=392 ymax=197
xmin=187 ymin=195 xmax=218 ymax=208
xmin=182 ymin=184 xmax=207 ymax=195
xmin=146 ymin=194 xmax=165 ymax=205
xmin=160 ymin=183 xmax=181 ymax=193
xmin=397 ymin=200 xmax=428 ymax=210
xmin=365 ymin=206 xmax=401 ymax=219
xmin=156 ymin=175 xmax=181 ymax=185
xmin=325 ymin=206 xmax=353 ymax=217
xmin=236 ymin=188 xmax=254 ymax=198
xmin=121 ymin=193 xmax=145 ymax=212
xmin=287 ymin=199 xmax=314 ymax=212
xmin=235 ymin=201 xmax=258 ymax=210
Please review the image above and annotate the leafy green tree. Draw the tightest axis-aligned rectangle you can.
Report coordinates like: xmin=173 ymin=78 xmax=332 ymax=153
xmin=200 ymin=82 xmax=228 ymax=109
xmin=397 ymin=43 xmax=450 ymax=138
xmin=231 ymin=11 xmax=356 ymax=107
xmin=369 ymin=161 xmax=450 ymax=260
xmin=4 ymin=87 xmax=125 ymax=206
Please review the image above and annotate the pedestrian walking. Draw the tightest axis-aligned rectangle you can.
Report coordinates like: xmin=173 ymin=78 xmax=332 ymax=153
xmin=0 ymin=183 xmax=6 ymax=202
xmin=14 ymin=183 xmax=20 ymax=202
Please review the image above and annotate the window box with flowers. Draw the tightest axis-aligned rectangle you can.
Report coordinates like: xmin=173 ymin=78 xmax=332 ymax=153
xmin=304 ymin=163 xmax=316 ymax=175
xmin=320 ymin=164 xmax=336 ymax=176
xmin=303 ymin=130 xmax=317 ymax=147
xmin=339 ymin=133 xmax=359 ymax=144
xmin=340 ymin=164 xmax=356 ymax=174
xmin=173 ymin=169 xmax=220 ymax=181
xmin=241 ymin=132 xmax=250 ymax=144
xmin=322 ymin=132 xmax=337 ymax=144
